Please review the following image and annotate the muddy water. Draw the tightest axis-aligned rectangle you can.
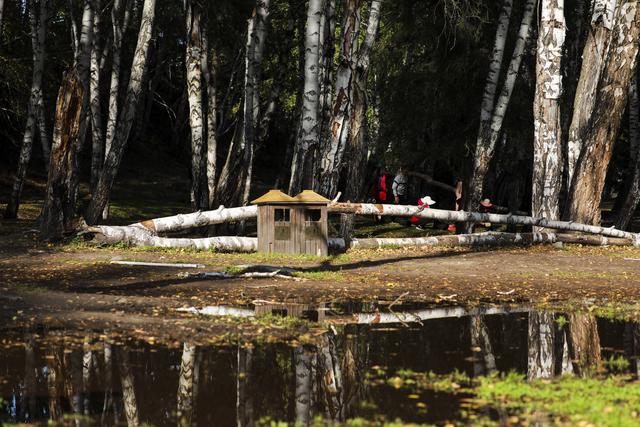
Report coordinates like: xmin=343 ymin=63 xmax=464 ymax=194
xmin=0 ymin=305 xmax=638 ymax=426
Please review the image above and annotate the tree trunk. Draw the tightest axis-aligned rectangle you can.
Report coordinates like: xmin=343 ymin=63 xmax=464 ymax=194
xmin=185 ymin=1 xmax=206 ymax=211
xmin=117 ymin=348 xmax=140 ymax=427
xmin=177 ymin=343 xmax=197 ymax=427
xmin=47 ymin=345 xmax=65 ymax=421
xmin=467 ymin=0 xmax=536 ymax=215
xmin=343 ymin=0 xmax=383 ymax=201
xmin=568 ymin=2 xmax=640 ymax=225
xmin=318 ymin=0 xmax=362 ymax=196
xmin=85 ymin=0 xmax=157 ymax=224
xmin=102 ymin=0 xmax=127 ymax=220
xmin=202 ymin=30 xmax=217 ymax=209
xmin=566 ymin=0 xmax=618 ymax=187
xmin=289 ymin=0 xmax=324 ymax=195
xmin=528 ymin=311 xmax=555 ymax=379
xmin=470 ymin=315 xmax=496 ymax=376
xmin=293 ymin=345 xmax=312 ymax=425
xmin=616 ymin=73 xmax=640 ymax=229
xmin=237 ymin=346 xmax=253 ymax=427
xmin=241 ymin=0 xmax=271 ymax=208
xmin=4 ymin=0 xmax=48 ymax=219
xmin=90 ymin=0 xmax=104 ymax=191
xmin=82 ymin=336 xmax=94 ymax=415
xmin=624 ymin=322 xmax=640 ymax=377
xmin=317 ymin=332 xmax=344 ymax=421
xmin=532 ymin=0 xmax=566 ymax=229
xmin=0 ymin=0 xmax=4 ymax=34
xmin=39 ymin=69 xmax=85 ymax=240
xmin=76 ymin=0 xmax=94 ymax=153
xmin=20 ymin=333 xmax=37 ymax=421
xmin=567 ymin=313 xmax=602 ymax=377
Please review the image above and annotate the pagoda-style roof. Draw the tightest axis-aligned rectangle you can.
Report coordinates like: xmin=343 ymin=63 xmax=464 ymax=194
xmin=293 ymin=190 xmax=331 ymax=204
xmin=251 ymin=189 xmax=296 ymax=204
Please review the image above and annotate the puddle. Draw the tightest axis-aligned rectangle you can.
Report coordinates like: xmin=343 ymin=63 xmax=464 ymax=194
xmin=1 ymin=307 xmax=639 ymax=425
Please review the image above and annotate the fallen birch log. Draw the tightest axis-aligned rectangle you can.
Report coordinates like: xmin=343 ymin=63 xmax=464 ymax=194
xmin=329 ymin=203 xmax=640 ymax=245
xmin=555 ymin=233 xmax=632 ymax=246
xmin=129 ymin=205 xmax=257 ymax=233
xmin=110 ymin=260 xmax=205 ymax=268
xmin=330 ymin=232 xmax=558 ymax=250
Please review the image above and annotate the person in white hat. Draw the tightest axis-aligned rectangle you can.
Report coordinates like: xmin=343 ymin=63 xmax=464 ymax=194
xmin=410 ymin=195 xmax=436 ymax=229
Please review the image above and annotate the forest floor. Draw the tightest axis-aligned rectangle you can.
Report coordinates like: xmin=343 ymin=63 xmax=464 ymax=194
xmin=2 ymin=174 xmax=640 ymax=346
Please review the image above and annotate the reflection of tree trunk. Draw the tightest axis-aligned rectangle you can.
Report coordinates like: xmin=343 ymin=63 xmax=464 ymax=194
xmin=341 ymin=332 xmax=360 ymax=418
xmin=527 ymin=312 xmax=555 ymax=379
xmin=294 ymin=345 xmax=313 ymax=425
xmin=47 ymin=344 xmax=65 ymax=421
xmin=624 ymin=322 xmax=640 ymax=377
xmin=553 ymin=319 xmax=573 ymax=376
xmin=20 ymin=333 xmax=37 ymax=421
xmin=64 ymin=348 xmax=84 ymax=417
xmin=317 ymin=332 xmax=343 ymax=421
xmin=567 ymin=313 xmax=601 ymax=377
xmin=470 ymin=315 xmax=496 ymax=376
xmin=82 ymin=337 xmax=94 ymax=415
xmin=101 ymin=341 xmax=116 ymax=424
xmin=177 ymin=342 xmax=198 ymax=427
xmin=117 ymin=348 xmax=140 ymax=427
xmin=236 ymin=346 xmax=253 ymax=427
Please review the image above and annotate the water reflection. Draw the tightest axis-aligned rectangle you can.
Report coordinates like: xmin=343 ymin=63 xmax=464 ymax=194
xmin=1 ymin=308 xmax=638 ymax=425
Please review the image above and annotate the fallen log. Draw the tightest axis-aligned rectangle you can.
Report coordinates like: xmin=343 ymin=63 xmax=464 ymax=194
xmin=555 ymin=233 xmax=632 ymax=246
xmin=328 ymin=203 xmax=640 ymax=245
xmin=86 ymin=225 xmax=257 ymax=251
xmin=132 ymin=205 xmax=257 ymax=233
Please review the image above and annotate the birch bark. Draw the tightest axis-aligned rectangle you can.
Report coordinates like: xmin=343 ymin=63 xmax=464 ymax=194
xmin=90 ymin=0 xmax=104 ymax=191
xmin=4 ymin=0 xmax=48 ymax=219
xmin=117 ymin=349 xmax=141 ymax=427
xmin=289 ymin=0 xmax=324 ymax=194
xmin=528 ymin=311 xmax=555 ymax=379
xmin=177 ymin=343 xmax=197 ymax=427
xmin=77 ymin=0 xmax=94 ymax=152
xmin=568 ymin=2 xmax=640 ymax=225
xmin=467 ymin=0 xmax=536 ymax=214
xmin=85 ymin=0 xmax=157 ymax=224
xmin=185 ymin=0 xmax=206 ymax=210
xmin=616 ymin=73 xmax=640 ymax=229
xmin=566 ymin=0 xmax=618 ymax=187
xmin=470 ymin=315 xmax=496 ymax=376
xmin=201 ymin=30 xmax=217 ymax=208
xmin=532 ymin=0 xmax=566 ymax=227
xmin=237 ymin=346 xmax=254 ymax=427
xmin=318 ymin=0 xmax=362 ymax=196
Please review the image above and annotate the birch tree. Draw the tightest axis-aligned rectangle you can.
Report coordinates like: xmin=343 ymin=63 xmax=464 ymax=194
xmin=470 ymin=315 xmax=496 ymax=377
xmin=318 ymin=0 xmax=362 ymax=197
xmin=202 ymin=28 xmax=217 ymax=208
xmin=177 ymin=343 xmax=198 ymax=427
xmin=90 ymin=0 xmax=104 ymax=191
xmin=85 ymin=0 xmax=157 ymax=224
xmin=528 ymin=311 xmax=555 ymax=379
xmin=294 ymin=345 xmax=313 ymax=424
xmin=466 ymin=0 xmax=536 ymax=215
xmin=568 ymin=1 xmax=640 ymax=225
xmin=566 ymin=0 xmax=618 ymax=186
xmin=616 ymin=74 xmax=640 ymax=229
xmin=289 ymin=0 xmax=323 ymax=194
xmin=532 ymin=0 xmax=566 ymax=226
xmin=185 ymin=0 xmax=206 ymax=210
xmin=117 ymin=348 xmax=141 ymax=427
xmin=237 ymin=346 xmax=254 ymax=427
xmin=4 ymin=0 xmax=48 ymax=219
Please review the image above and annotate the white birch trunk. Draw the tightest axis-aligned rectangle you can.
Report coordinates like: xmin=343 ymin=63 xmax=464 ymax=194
xmin=0 ymin=0 xmax=4 ymax=34
xmin=201 ymin=29 xmax=217 ymax=208
xmin=318 ymin=0 xmax=361 ymax=196
xmin=185 ymin=1 xmax=206 ymax=210
xmin=241 ymin=0 xmax=271 ymax=208
xmin=317 ymin=332 xmax=343 ymax=421
xmin=90 ymin=0 xmax=104 ymax=191
xmin=236 ymin=346 xmax=254 ymax=427
xmin=4 ymin=0 xmax=48 ymax=219
xmin=77 ymin=0 xmax=94 ymax=151
xmin=86 ymin=0 xmax=157 ymax=224
xmin=177 ymin=342 xmax=197 ymax=427
xmin=470 ymin=315 xmax=496 ymax=376
xmin=616 ymin=73 xmax=640 ymax=229
xmin=568 ymin=2 xmax=640 ymax=224
xmin=102 ymin=0 xmax=127 ymax=220
xmin=117 ymin=349 xmax=140 ymax=427
xmin=294 ymin=345 xmax=313 ymax=425
xmin=532 ymin=0 xmax=566 ymax=229
xmin=289 ymin=0 xmax=323 ymax=194
xmin=566 ymin=0 xmax=618 ymax=186
xmin=329 ymin=202 xmax=640 ymax=243
xmin=468 ymin=0 xmax=536 ymax=213
xmin=528 ymin=311 xmax=555 ymax=379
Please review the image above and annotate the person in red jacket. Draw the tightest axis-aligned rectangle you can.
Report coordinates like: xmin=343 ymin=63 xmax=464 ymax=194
xmin=410 ymin=195 xmax=436 ymax=229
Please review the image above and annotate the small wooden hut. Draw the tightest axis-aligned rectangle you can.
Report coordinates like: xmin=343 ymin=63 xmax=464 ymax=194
xmin=252 ymin=189 xmax=330 ymax=256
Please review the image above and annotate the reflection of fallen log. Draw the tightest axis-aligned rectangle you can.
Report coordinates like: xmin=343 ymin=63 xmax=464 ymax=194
xmin=329 ymin=203 xmax=640 ymax=245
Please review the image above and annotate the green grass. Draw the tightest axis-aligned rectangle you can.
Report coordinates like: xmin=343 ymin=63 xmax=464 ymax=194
xmin=474 ymin=372 xmax=640 ymax=426
xmin=292 ymin=271 xmax=346 ymax=281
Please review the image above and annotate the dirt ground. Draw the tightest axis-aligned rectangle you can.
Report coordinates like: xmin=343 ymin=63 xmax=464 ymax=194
xmin=3 ymin=209 xmax=640 ymax=346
